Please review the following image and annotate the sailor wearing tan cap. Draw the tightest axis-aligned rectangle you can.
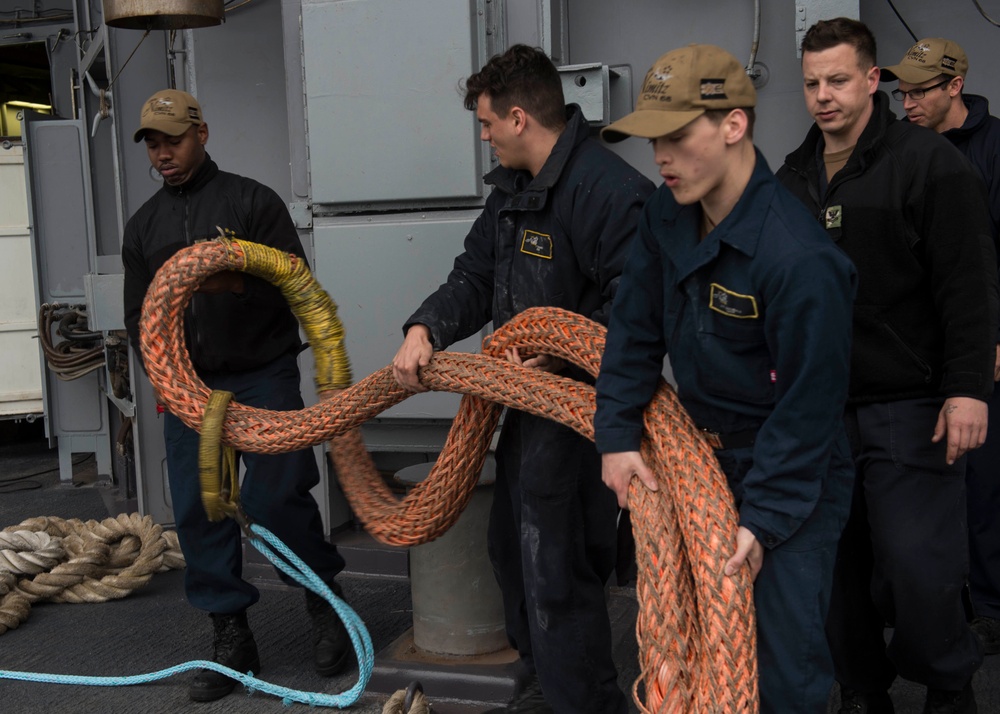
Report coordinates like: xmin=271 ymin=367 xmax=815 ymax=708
xmin=594 ymin=44 xmax=857 ymax=713
xmin=122 ymin=89 xmax=354 ymax=702
xmin=884 ymin=36 xmax=1000 ymax=662
xmin=881 ymin=38 xmax=971 ymax=133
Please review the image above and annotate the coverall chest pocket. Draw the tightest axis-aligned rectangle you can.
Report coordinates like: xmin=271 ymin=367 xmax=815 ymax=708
xmin=696 ymin=309 xmax=774 ymax=405
xmin=510 ymin=228 xmax=564 ymax=310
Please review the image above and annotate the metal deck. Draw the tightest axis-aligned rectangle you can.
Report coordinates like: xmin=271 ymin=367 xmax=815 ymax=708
xmin=1 ymin=423 xmax=998 ymax=713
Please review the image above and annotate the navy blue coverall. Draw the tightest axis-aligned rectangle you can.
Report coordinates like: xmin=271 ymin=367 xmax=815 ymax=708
xmin=595 ymin=151 xmax=857 ymax=713
xmin=404 ymin=104 xmax=654 ymax=714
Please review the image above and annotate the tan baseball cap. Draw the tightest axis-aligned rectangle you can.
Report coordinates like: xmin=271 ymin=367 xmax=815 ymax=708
xmin=602 ymin=44 xmax=756 ymax=143
xmin=133 ymin=89 xmax=203 ymax=142
xmin=880 ymin=38 xmax=968 ymax=83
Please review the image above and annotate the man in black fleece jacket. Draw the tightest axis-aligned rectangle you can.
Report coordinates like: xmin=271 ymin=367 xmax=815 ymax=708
xmin=122 ymin=89 xmax=351 ymax=703
xmin=777 ymin=19 xmax=998 ymax=714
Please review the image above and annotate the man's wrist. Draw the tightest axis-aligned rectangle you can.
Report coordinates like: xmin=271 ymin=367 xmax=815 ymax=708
xmin=406 ymin=324 xmax=433 ymax=344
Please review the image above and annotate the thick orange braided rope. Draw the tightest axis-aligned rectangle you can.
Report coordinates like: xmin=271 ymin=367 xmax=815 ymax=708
xmin=139 ymin=239 xmax=758 ymax=712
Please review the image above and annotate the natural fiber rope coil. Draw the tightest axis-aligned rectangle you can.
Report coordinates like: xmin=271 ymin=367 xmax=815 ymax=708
xmin=139 ymin=238 xmax=758 ymax=713
xmin=0 ymin=531 xmax=65 ymax=575
xmin=0 ymin=514 xmax=186 ymax=635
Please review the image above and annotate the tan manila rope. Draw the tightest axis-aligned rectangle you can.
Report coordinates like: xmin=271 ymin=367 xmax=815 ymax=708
xmin=382 ymin=686 xmax=433 ymax=714
xmin=0 ymin=514 xmax=186 ymax=635
xmin=139 ymin=238 xmax=758 ymax=713
xmin=0 ymin=530 xmax=65 ymax=575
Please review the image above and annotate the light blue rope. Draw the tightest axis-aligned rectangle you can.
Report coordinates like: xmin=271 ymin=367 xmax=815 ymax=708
xmin=0 ymin=523 xmax=374 ymax=709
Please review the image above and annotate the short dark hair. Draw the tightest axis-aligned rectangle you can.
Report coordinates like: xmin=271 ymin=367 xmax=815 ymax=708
xmin=463 ymin=44 xmax=566 ymax=131
xmin=800 ymin=17 xmax=877 ymax=70
xmin=704 ymin=107 xmax=756 ymax=139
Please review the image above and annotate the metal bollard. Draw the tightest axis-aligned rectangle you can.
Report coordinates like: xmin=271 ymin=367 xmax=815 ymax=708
xmin=395 ymin=455 xmax=507 ymax=656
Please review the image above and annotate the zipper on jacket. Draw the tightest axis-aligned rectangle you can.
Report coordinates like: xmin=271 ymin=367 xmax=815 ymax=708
xmin=182 ymin=192 xmax=205 ymax=355
xmin=815 ymin=163 xmax=864 ymax=234
xmin=825 ymin=161 xmax=863 ymax=205
xmin=787 ymin=164 xmax=824 ymax=222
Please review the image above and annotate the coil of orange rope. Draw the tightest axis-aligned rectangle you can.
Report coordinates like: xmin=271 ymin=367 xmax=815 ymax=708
xmin=139 ymin=237 xmax=758 ymax=713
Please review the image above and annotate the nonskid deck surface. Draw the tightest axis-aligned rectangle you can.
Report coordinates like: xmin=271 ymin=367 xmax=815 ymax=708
xmin=0 ymin=424 xmax=996 ymax=713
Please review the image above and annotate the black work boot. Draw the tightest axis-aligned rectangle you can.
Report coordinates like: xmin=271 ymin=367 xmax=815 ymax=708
xmin=923 ymin=682 xmax=977 ymax=714
xmin=188 ymin=611 xmax=261 ymax=702
xmin=304 ymin=582 xmax=353 ymax=676
xmin=838 ymin=686 xmax=895 ymax=714
xmin=971 ymin=616 xmax=1000 ymax=655
xmin=482 ymin=674 xmax=553 ymax=713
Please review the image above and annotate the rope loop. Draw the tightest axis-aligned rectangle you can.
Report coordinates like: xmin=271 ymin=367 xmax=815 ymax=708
xmin=138 ymin=239 xmax=760 ymax=712
xmin=0 ymin=530 xmax=65 ymax=575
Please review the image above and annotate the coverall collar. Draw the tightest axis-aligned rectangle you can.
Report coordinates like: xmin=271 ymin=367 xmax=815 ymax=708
xmin=661 ymin=147 xmax=775 ymax=283
xmin=164 ymin=153 xmax=219 ymax=196
xmin=484 ymin=103 xmax=590 ymax=204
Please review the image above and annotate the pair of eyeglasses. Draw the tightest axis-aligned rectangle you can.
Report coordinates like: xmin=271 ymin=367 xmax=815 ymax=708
xmin=891 ymin=78 xmax=952 ymax=101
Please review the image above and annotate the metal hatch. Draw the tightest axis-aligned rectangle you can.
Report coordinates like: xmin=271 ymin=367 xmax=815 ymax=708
xmin=302 ymin=0 xmax=490 ymax=211
xmin=22 ymin=112 xmax=112 ymax=483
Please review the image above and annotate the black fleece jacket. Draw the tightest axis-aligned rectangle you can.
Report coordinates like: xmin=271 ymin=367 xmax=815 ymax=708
xmin=122 ymin=155 xmax=303 ymax=374
xmin=777 ymin=91 xmax=997 ymax=403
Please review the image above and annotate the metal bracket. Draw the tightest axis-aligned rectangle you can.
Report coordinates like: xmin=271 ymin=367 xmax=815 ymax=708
xmin=84 ymin=71 xmax=111 ymax=138
xmin=557 ymin=63 xmax=633 ymax=126
xmin=289 ymin=201 xmax=313 ymax=229
xmin=795 ymin=1 xmax=860 ymax=58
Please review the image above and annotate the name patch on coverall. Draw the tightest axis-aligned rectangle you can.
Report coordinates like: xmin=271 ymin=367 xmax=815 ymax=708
xmin=520 ymin=230 xmax=553 ymax=259
xmin=709 ymin=283 xmax=759 ymax=318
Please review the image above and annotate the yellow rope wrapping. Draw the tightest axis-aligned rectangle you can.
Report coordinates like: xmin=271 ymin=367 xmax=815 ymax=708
xmin=223 ymin=238 xmax=352 ymax=391
xmin=198 ymin=389 xmax=240 ymax=522
xmin=196 ymin=238 xmax=352 ymax=517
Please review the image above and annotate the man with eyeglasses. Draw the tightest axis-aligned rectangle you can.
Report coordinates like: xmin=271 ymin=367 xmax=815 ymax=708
xmin=884 ymin=37 xmax=1000 ymax=661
